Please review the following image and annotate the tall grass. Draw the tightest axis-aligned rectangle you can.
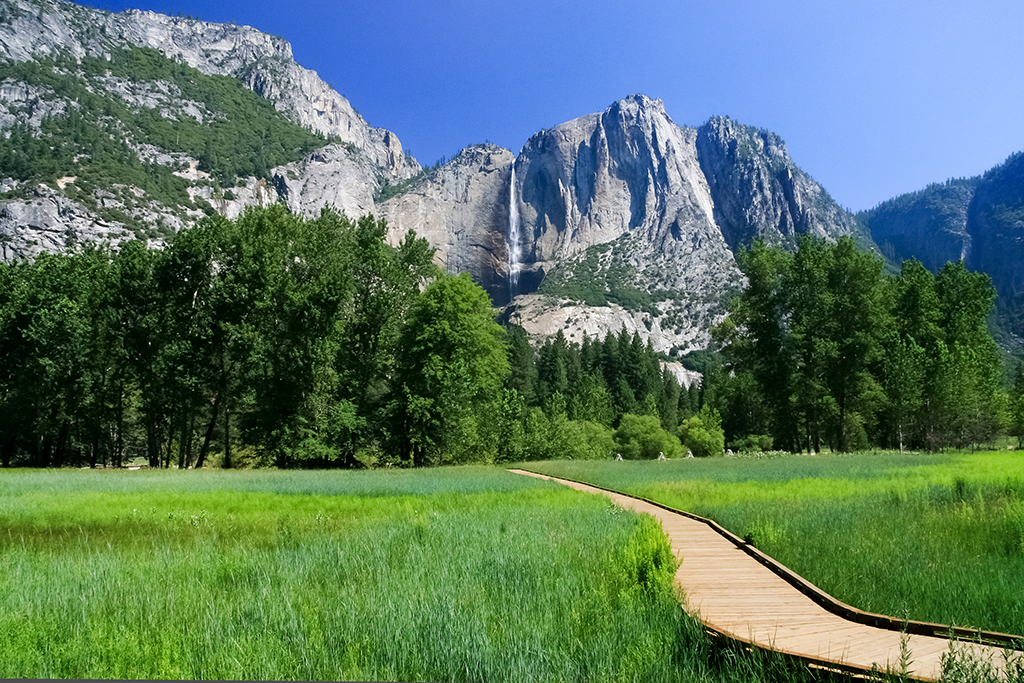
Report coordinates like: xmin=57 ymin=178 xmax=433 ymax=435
xmin=0 ymin=467 xmax=815 ymax=681
xmin=527 ymin=452 xmax=1024 ymax=637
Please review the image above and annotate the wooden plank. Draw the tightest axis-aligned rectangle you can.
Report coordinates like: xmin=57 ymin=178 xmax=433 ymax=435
xmin=509 ymin=469 xmax=1017 ymax=682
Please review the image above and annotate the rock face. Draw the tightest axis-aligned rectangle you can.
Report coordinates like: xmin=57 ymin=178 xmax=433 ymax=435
xmin=272 ymin=144 xmax=381 ymax=221
xmin=696 ymin=116 xmax=858 ymax=249
xmin=0 ymin=2 xmax=864 ymax=352
xmin=0 ymin=0 xmax=418 ymax=179
xmin=515 ymin=96 xmax=733 ymax=292
xmin=385 ymin=95 xmax=857 ymax=351
xmin=380 ymin=144 xmax=514 ymax=299
xmin=0 ymin=185 xmax=128 ymax=261
xmin=504 ymin=294 xmax=709 ymax=357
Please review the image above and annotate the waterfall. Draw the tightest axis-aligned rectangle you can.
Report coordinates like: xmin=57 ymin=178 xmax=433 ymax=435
xmin=507 ymin=163 xmax=521 ymax=293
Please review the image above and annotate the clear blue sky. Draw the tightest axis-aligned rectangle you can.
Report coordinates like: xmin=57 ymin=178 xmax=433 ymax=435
xmin=102 ymin=0 xmax=1024 ymax=212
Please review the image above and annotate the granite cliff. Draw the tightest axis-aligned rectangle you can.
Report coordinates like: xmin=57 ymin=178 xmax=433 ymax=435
xmin=0 ymin=0 xmax=417 ymax=176
xmin=0 ymin=0 xmax=417 ymax=261
xmin=1 ymin=0 xmax=867 ymax=354
xmin=382 ymin=95 xmax=858 ymax=352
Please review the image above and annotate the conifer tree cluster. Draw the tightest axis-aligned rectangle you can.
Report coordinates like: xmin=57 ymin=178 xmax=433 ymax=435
xmin=496 ymin=326 xmax=711 ymax=462
xmin=712 ymin=235 xmax=1006 ymax=452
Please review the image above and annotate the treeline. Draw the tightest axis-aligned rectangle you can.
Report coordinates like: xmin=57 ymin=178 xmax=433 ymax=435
xmin=11 ymin=212 xmax=1003 ymax=467
xmin=0 ymin=206 xmax=439 ymax=468
xmin=0 ymin=205 xmax=709 ymax=469
xmin=711 ymin=235 xmax=1006 ymax=452
xmin=500 ymin=325 xmax=722 ymax=461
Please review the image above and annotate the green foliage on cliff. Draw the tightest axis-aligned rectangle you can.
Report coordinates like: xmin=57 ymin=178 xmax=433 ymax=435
xmin=539 ymin=240 xmax=652 ymax=311
xmin=0 ymin=46 xmax=328 ymax=216
xmin=537 ymin=236 xmax=709 ymax=318
xmin=373 ymin=171 xmax=425 ymax=203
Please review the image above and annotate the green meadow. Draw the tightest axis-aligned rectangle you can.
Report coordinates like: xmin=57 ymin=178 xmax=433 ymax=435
xmin=0 ymin=467 xmax=815 ymax=682
xmin=527 ymin=451 xmax=1024 ymax=637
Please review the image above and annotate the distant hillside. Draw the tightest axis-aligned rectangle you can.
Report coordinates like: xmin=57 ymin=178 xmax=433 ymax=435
xmin=859 ymin=152 xmax=1024 ymax=339
xmin=0 ymin=46 xmax=329 ymax=238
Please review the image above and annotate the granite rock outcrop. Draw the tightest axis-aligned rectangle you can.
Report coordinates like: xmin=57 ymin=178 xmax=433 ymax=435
xmin=383 ymin=95 xmax=857 ymax=351
xmin=0 ymin=1 xmax=869 ymax=352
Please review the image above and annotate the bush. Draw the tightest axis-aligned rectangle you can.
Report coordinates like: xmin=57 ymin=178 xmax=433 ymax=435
xmin=614 ymin=413 xmax=684 ymax=460
xmin=563 ymin=420 xmax=616 ymax=460
xmin=731 ymin=434 xmax=774 ymax=452
xmin=676 ymin=407 xmax=725 ymax=457
xmin=616 ymin=514 xmax=679 ymax=599
xmin=528 ymin=407 xmax=555 ymax=460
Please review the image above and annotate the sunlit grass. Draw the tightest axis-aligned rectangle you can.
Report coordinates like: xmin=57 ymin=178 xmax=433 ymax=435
xmin=0 ymin=466 xmax=817 ymax=681
xmin=527 ymin=452 xmax=1024 ymax=636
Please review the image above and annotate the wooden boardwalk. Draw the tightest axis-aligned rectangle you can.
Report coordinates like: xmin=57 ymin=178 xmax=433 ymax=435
xmin=510 ymin=469 xmax=1021 ymax=681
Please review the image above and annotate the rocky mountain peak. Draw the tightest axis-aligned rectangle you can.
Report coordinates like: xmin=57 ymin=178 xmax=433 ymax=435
xmin=696 ymin=115 xmax=856 ymax=249
xmin=605 ymin=93 xmax=670 ymax=122
xmin=0 ymin=0 xmax=419 ymax=179
xmin=699 ymin=115 xmax=789 ymax=161
xmin=0 ymin=3 xmax=867 ymax=354
xmin=378 ymin=93 xmax=860 ymax=353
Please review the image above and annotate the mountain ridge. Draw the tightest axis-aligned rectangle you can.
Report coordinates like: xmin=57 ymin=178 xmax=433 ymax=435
xmin=10 ymin=0 xmax=1017 ymax=355
xmin=378 ymin=94 xmax=859 ymax=351
xmin=859 ymin=151 xmax=1024 ymax=338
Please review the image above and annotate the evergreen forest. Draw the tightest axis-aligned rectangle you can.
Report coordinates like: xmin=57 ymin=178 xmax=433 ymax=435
xmin=713 ymin=236 xmax=1012 ymax=453
xmin=0 ymin=209 xmax=1017 ymax=469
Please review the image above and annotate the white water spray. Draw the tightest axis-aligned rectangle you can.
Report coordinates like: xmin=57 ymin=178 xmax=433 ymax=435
xmin=507 ymin=163 xmax=524 ymax=294
xmin=507 ymin=163 xmax=521 ymax=293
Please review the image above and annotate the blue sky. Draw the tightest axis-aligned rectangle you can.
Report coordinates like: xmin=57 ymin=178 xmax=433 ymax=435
xmin=104 ymin=0 xmax=1024 ymax=212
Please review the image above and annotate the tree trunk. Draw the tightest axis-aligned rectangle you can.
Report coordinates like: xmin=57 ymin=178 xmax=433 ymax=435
xmin=53 ymin=420 xmax=69 ymax=467
xmin=114 ymin=381 xmax=124 ymax=468
xmin=147 ymin=425 xmax=159 ymax=468
xmin=40 ymin=431 xmax=52 ymax=468
xmin=177 ymin=412 xmax=189 ymax=469
xmin=145 ymin=414 xmax=158 ymax=467
xmin=165 ymin=414 xmax=175 ymax=468
xmin=222 ymin=400 xmax=232 ymax=469
xmin=194 ymin=390 xmax=222 ymax=470
xmin=186 ymin=412 xmax=196 ymax=467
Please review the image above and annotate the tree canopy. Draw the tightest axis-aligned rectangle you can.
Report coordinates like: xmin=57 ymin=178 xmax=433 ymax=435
xmin=713 ymin=235 xmax=1005 ymax=452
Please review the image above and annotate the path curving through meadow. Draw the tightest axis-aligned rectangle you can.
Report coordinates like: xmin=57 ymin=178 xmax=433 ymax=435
xmin=510 ymin=468 xmax=1021 ymax=682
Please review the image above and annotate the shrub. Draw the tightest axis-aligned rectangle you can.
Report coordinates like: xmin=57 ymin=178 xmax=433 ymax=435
xmin=614 ymin=413 xmax=684 ymax=459
xmin=522 ymin=406 xmax=554 ymax=460
xmin=616 ymin=514 xmax=679 ymax=599
xmin=676 ymin=407 xmax=725 ymax=457
xmin=731 ymin=434 xmax=774 ymax=452
xmin=563 ymin=420 xmax=616 ymax=460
